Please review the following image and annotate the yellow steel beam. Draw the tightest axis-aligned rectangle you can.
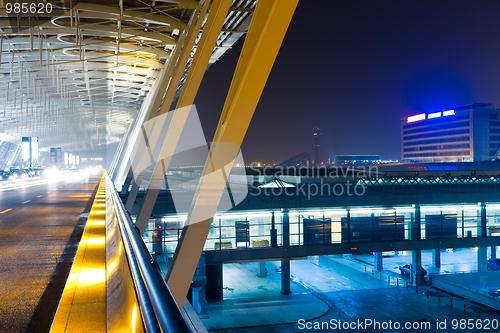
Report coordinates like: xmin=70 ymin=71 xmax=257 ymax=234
xmin=153 ymin=0 xmax=211 ymax=118
xmin=122 ymin=28 xmax=189 ymax=209
xmin=176 ymin=0 xmax=233 ymax=108
xmin=166 ymin=0 xmax=299 ymax=308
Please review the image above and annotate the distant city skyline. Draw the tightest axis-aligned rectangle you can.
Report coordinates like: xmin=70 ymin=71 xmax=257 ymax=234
xmin=194 ymin=0 xmax=500 ymax=165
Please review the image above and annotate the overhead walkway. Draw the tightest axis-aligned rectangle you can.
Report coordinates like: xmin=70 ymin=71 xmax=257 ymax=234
xmin=146 ymin=200 xmax=500 ymax=299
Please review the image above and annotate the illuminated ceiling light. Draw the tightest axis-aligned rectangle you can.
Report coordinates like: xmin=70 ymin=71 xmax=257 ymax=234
xmin=428 ymin=111 xmax=441 ymax=119
xmin=407 ymin=113 xmax=426 ymax=123
xmin=443 ymin=109 xmax=455 ymax=116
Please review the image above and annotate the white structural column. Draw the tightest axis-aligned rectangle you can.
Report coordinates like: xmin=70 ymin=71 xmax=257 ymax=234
xmin=118 ymin=27 xmax=190 ymax=193
xmin=165 ymin=0 xmax=299 ymax=308
xmin=116 ymin=4 xmax=205 ymax=196
xmin=123 ymin=1 xmax=210 ymax=212
xmin=133 ymin=0 xmax=234 ymax=232
xmin=110 ymin=63 xmax=170 ymax=186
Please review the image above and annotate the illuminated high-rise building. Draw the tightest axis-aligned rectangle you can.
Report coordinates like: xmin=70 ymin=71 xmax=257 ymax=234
xmin=402 ymin=103 xmax=500 ymax=162
xmin=313 ymin=127 xmax=322 ymax=165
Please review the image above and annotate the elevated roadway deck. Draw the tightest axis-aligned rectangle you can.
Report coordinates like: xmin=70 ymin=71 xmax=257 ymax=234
xmin=0 ymin=172 xmax=100 ymax=333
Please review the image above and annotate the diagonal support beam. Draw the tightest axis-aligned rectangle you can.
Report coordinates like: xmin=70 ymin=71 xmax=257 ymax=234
xmin=116 ymin=1 xmax=208 ymax=202
xmin=117 ymin=32 xmax=186 ymax=195
xmin=165 ymin=0 xmax=299 ymax=308
xmin=110 ymin=62 xmax=169 ymax=186
xmin=133 ymin=0 xmax=234 ymax=233
xmin=123 ymin=0 xmax=209 ymax=212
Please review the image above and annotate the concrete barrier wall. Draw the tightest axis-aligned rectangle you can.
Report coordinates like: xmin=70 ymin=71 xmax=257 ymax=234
xmin=432 ymin=271 xmax=500 ymax=311
xmin=106 ymin=186 xmax=145 ymax=333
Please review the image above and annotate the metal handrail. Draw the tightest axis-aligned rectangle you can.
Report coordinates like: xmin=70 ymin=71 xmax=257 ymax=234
xmin=106 ymin=174 xmax=191 ymax=333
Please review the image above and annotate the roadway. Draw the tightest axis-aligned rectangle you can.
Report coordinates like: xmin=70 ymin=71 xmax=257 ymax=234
xmin=0 ymin=170 xmax=101 ymax=333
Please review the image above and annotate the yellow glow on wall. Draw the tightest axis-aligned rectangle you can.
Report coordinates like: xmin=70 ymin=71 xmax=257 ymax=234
xmin=132 ymin=305 xmax=138 ymax=333
xmin=107 ymin=258 xmax=119 ymax=278
xmin=106 ymin=226 xmax=116 ymax=242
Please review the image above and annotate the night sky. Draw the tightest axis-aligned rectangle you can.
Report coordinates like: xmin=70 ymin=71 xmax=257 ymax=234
xmin=194 ymin=0 xmax=500 ymax=165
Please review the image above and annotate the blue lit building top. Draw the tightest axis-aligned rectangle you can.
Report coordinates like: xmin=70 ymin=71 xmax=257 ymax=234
xmin=401 ymin=103 xmax=500 ymax=162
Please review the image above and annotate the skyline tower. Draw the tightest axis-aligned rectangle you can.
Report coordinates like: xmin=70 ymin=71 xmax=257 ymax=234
xmin=313 ymin=127 xmax=322 ymax=165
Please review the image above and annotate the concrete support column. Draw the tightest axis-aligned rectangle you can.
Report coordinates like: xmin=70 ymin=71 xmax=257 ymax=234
xmin=491 ymin=246 xmax=497 ymax=259
xmin=257 ymin=261 xmax=266 ymax=277
xmin=412 ymin=250 xmax=422 ymax=285
xmin=479 ymin=203 xmax=487 ymax=237
xmin=346 ymin=209 xmax=351 ymax=243
xmin=282 ymin=209 xmax=290 ymax=246
xmin=478 ymin=246 xmax=488 ymax=290
xmin=374 ymin=252 xmax=383 ymax=271
xmin=412 ymin=206 xmax=421 ymax=241
xmin=206 ymin=263 xmax=223 ymax=302
xmin=478 ymin=247 xmax=488 ymax=272
xmin=192 ymin=287 xmax=201 ymax=314
xmin=271 ymin=211 xmax=277 ymax=247
xmin=281 ymin=257 xmax=290 ymax=294
xmin=433 ymin=249 xmax=441 ymax=268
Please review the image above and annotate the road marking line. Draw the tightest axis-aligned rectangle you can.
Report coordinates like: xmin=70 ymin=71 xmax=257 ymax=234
xmin=0 ymin=209 xmax=12 ymax=214
xmin=23 ymin=200 xmax=31 ymax=204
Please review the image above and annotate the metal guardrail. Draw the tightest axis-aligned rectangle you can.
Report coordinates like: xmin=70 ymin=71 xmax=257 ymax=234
xmin=106 ymin=174 xmax=191 ymax=333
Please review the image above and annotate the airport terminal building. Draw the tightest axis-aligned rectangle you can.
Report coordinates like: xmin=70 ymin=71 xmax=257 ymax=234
xmin=401 ymin=103 xmax=500 ymax=162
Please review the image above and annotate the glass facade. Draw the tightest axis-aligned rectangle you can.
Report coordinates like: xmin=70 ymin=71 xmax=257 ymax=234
xmin=403 ymin=121 xmax=470 ymax=135
xmin=403 ymin=150 xmax=470 ymax=158
xmin=140 ymin=203 xmax=500 ymax=256
xmin=403 ymin=128 xmax=470 ymax=141
xmin=403 ymin=136 xmax=470 ymax=147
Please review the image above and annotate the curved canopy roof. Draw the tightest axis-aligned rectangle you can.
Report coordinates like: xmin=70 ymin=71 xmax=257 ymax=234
xmin=0 ymin=0 xmax=253 ymax=151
